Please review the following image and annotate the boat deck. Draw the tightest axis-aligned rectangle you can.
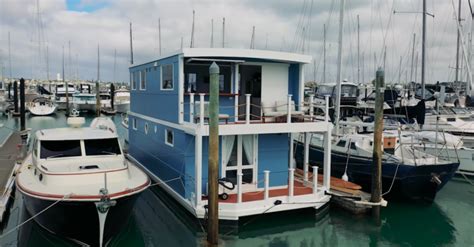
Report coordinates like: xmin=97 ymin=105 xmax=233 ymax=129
xmin=213 ymin=181 xmax=313 ymax=203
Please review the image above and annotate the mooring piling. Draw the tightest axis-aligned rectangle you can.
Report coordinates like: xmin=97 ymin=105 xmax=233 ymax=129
xmin=371 ymin=67 xmax=384 ymax=226
xmin=19 ymin=78 xmax=25 ymax=131
xmin=207 ymin=62 xmax=219 ymax=246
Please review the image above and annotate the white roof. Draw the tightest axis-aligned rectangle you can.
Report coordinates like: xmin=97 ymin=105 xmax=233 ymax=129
xmin=131 ymin=48 xmax=312 ymax=68
xmin=35 ymin=127 xmax=117 ymax=141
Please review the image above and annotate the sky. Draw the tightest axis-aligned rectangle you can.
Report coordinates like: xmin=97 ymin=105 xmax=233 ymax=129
xmin=0 ymin=0 xmax=473 ymax=84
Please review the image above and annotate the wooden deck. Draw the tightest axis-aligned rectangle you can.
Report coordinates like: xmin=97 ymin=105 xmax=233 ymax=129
xmin=203 ymin=181 xmax=314 ymax=203
xmin=0 ymin=131 xmax=21 ymax=191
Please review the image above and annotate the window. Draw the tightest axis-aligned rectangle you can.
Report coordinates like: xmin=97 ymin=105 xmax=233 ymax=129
xmin=40 ymin=140 xmax=82 ymax=159
xmin=165 ymin=129 xmax=174 ymax=146
xmin=350 ymin=142 xmax=357 ymax=150
xmin=336 ymin=140 xmax=346 ymax=148
xmin=161 ymin=64 xmax=174 ymax=90
xmin=145 ymin=123 xmax=149 ymax=134
xmin=140 ymin=70 xmax=146 ymax=90
xmin=84 ymin=138 xmax=121 ymax=156
xmin=131 ymin=71 xmax=137 ymax=90
xmin=133 ymin=118 xmax=137 ymax=130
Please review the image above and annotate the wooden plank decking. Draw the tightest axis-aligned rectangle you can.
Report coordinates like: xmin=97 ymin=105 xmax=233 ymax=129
xmin=0 ymin=131 xmax=21 ymax=191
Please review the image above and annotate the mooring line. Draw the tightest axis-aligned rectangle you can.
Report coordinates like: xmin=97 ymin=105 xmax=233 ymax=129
xmin=0 ymin=193 xmax=72 ymax=239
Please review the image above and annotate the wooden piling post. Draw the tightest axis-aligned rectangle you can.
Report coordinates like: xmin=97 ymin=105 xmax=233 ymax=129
xmin=13 ymin=81 xmax=18 ymax=114
xmin=19 ymin=78 xmax=25 ymax=131
xmin=371 ymin=67 xmax=384 ymax=226
xmin=110 ymin=83 xmax=115 ymax=110
xmin=207 ymin=62 xmax=219 ymax=246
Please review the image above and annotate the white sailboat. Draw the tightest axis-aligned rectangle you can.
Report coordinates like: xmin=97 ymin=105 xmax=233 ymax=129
xmin=27 ymin=96 xmax=57 ymax=116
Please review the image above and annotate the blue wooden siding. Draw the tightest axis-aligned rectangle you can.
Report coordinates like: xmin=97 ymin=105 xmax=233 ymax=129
xmin=130 ymin=55 xmax=180 ymax=123
xmin=288 ymin=64 xmax=301 ymax=109
xmin=128 ymin=116 xmax=194 ymax=199
xmin=257 ymin=134 xmax=290 ymax=188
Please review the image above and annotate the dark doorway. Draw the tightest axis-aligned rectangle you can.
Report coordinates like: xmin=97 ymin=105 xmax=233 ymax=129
xmin=239 ymin=65 xmax=262 ymax=120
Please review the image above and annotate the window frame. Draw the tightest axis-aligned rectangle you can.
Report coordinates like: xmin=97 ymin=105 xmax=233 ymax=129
xmin=160 ymin=64 xmax=174 ymax=91
xmin=140 ymin=69 xmax=147 ymax=90
xmin=165 ymin=129 xmax=174 ymax=147
xmin=131 ymin=71 xmax=137 ymax=90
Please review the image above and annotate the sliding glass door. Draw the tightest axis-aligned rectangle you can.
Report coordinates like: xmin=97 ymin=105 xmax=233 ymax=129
xmin=221 ymin=135 xmax=257 ymax=191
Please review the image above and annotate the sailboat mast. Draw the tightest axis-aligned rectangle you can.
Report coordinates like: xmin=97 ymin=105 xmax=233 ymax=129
xmin=8 ymin=32 xmax=12 ymax=79
xmin=46 ymin=45 xmax=50 ymax=81
xmin=455 ymin=0 xmax=462 ymax=91
xmin=159 ymin=18 xmax=162 ymax=56
xmin=190 ymin=10 xmax=195 ymax=48
xmin=113 ymin=49 xmax=117 ymax=83
xmin=323 ymin=24 xmax=326 ymax=84
xmin=334 ymin=0 xmax=346 ymax=136
xmin=130 ymin=22 xmax=134 ymax=65
xmin=410 ymin=33 xmax=416 ymax=82
xmin=421 ymin=0 xmax=427 ymax=99
xmin=357 ymin=15 xmax=360 ymax=84
xmin=222 ymin=18 xmax=225 ymax=48
xmin=97 ymin=44 xmax=100 ymax=82
xmin=211 ymin=19 xmax=214 ymax=48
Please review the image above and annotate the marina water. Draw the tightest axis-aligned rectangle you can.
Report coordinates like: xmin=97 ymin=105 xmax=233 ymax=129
xmin=0 ymin=113 xmax=473 ymax=246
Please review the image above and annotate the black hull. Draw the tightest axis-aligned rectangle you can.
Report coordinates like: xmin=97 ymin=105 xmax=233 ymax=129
xmin=21 ymin=193 xmax=140 ymax=246
xmin=294 ymin=141 xmax=459 ymax=201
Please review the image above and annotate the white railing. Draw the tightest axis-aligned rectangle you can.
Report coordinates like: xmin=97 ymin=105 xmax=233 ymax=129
xmin=184 ymin=93 xmax=330 ymax=125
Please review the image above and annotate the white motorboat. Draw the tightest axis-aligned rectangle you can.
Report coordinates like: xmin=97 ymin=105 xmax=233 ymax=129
xmin=71 ymin=93 xmax=97 ymax=112
xmin=27 ymin=97 xmax=57 ymax=116
xmin=114 ymin=88 xmax=130 ymax=113
xmin=54 ymin=83 xmax=76 ymax=110
xmin=16 ymin=117 xmax=150 ymax=246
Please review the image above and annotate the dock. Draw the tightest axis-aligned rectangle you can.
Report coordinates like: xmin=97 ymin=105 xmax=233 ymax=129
xmin=0 ymin=131 xmax=22 ymax=222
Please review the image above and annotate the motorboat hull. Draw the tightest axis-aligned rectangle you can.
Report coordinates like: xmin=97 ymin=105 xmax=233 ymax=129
xmin=28 ymin=105 xmax=57 ymax=116
xmin=294 ymin=141 xmax=460 ymax=201
xmin=21 ymin=192 xmax=140 ymax=246
xmin=115 ymin=102 xmax=129 ymax=113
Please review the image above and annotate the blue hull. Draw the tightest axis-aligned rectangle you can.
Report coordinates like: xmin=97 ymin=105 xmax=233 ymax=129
xmin=294 ymin=141 xmax=459 ymax=201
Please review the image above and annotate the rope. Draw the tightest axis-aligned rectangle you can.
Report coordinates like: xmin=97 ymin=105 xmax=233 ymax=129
xmin=381 ymin=160 xmax=401 ymax=196
xmin=460 ymin=173 xmax=474 ymax=187
xmin=0 ymin=193 xmax=72 ymax=239
xmin=147 ymin=176 xmax=183 ymax=188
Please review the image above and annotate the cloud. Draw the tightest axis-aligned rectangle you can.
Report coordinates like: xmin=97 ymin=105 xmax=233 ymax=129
xmin=0 ymin=0 xmax=472 ymax=85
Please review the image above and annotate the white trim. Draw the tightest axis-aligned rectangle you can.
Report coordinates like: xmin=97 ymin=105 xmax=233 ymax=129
xmin=299 ymin=64 xmax=305 ymax=109
xmin=165 ymin=129 xmax=174 ymax=147
xmin=132 ymin=117 xmax=137 ymax=130
xmin=160 ymin=64 xmax=174 ymax=91
xmin=178 ymin=55 xmax=184 ymax=124
xmin=128 ymin=111 xmax=196 ymax=134
xmin=130 ymin=48 xmax=311 ymax=68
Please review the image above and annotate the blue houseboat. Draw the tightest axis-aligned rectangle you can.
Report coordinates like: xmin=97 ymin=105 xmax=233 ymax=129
xmin=127 ymin=48 xmax=333 ymax=221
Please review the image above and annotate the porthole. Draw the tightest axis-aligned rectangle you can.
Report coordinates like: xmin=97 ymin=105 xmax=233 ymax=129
xmin=39 ymin=173 xmax=43 ymax=182
xmin=145 ymin=123 xmax=149 ymax=134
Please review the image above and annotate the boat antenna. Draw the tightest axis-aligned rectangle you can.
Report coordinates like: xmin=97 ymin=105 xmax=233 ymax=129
xmin=190 ymin=10 xmax=195 ymax=48
xmin=323 ymin=24 xmax=326 ymax=83
xmin=130 ymin=22 xmax=134 ymax=65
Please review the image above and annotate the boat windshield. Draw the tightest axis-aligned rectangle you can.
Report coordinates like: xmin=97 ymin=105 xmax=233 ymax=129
xmin=84 ymin=138 xmax=121 ymax=156
xmin=40 ymin=140 xmax=82 ymax=159
xmin=316 ymin=85 xmax=334 ymax=97
xmin=341 ymin=85 xmax=358 ymax=97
